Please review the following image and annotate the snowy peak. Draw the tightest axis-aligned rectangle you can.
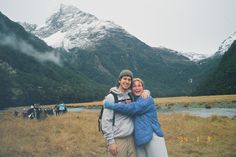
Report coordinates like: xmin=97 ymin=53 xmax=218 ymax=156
xmin=18 ymin=22 xmax=37 ymax=33
xmin=178 ymin=51 xmax=208 ymax=62
xmin=157 ymin=46 xmax=207 ymax=62
xmin=217 ymin=31 xmax=236 ymax=55
xmin=32 ymin=4 xmax=127 ymax=50
xmin=45 ymin=4 xmax=98 ymax=30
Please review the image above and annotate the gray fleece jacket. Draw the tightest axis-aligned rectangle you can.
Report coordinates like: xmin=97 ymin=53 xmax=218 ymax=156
xmin=101 ymin=87 xmax=134 ymax=144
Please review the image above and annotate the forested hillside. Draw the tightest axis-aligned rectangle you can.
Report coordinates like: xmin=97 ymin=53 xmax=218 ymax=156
xmin=193 ymin=41 xmax=236 ymax=95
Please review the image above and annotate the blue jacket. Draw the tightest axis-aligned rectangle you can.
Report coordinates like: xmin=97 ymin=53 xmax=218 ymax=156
xmin=105 ymin=96 xmax=164 ymax=146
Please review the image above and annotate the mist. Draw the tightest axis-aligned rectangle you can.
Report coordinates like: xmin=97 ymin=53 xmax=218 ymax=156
xmin=0 ymin=33 xmax=62 ymax=66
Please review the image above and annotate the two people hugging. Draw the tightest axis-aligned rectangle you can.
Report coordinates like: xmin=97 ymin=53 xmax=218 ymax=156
xmin=101 ymin=69 xmax=168 ymax=157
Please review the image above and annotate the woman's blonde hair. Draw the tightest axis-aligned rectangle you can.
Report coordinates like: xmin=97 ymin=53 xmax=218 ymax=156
xmin=132 ymin=78 xmax=144 ymax=88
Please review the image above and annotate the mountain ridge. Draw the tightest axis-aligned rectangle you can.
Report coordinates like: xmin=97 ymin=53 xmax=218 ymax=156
xmin=32 ymin=4 xmax=131 ymax=51
xmin=216 ymin=31 xmax=236 ymax=55
xmin=1 ymin=7 xmax=236 ymax=108
xmin=19 ymin=4 xmax=236 ymax=62
xmin=21 ymin=4 xmax=208 ymax=62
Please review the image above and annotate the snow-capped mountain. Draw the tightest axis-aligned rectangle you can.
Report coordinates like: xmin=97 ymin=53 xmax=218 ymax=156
xmin=156 ymin=46 xmax=207 ymax=62
xmin=19 ymin=4 xmax=210 ymax=62
xmin=2 ymin=10 xmax=217 ymax=101
xmin=18 ymin=22 xmax=37 ymax=33
xmin=216 ymin=31 xmax=236 ymax=55
xmin=32 ymin=4 xmax=131 ymax=50
xmin=177 ymin=51 xmax=208 ymax=62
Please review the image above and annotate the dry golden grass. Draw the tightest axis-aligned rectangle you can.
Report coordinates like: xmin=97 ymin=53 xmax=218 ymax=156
xmin=66 ymin=94 xmax=236 ymax=107
xmin=0 ymin=111 xmax=107 ymax=157
xmin=160 ymin=113 xmax=236 ymax=157
xmin=67 ymin=101 xmax=103 ymax=108
xmin=0 ymin=110 xmax=236 ymax=157
xmin=155 ymin=94 xmax=236 ymax=106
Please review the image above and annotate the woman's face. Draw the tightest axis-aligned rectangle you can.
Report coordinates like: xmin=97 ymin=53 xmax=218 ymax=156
xmin=132 ymin=80 xmax=144 ymax=96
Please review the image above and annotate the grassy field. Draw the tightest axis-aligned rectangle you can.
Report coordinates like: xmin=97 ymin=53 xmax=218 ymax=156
xmin=1 ymin=94 xmax=236 ymax=157
xmin=66 ymin=94 xmax=236 ymax=107
xmin=0 ymin=111 xmax=236 ymax=156
xmin=155 ymin=94 xmax=236 ymax=106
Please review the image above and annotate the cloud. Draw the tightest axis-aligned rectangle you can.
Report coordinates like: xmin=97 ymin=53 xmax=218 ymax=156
xmin=0 ymin=33 xmax=62 ymax=65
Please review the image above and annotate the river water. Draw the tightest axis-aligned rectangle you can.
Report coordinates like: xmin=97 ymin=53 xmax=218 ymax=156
xmin=68 ymin=103 xmax=236 ymax=118
xmin=158 ymin=106 xmax=236 ymax=118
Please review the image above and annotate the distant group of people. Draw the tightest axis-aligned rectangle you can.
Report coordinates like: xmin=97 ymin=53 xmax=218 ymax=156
xmin=101 ymin=69 xmax=168 ymax=157
xmin=22 ymin=104 xmax=44 ymax=119
xmin=14 ymin=103 xmax=67 ymax=120
xmin=53 ymin=103 xmax=67 ymax=116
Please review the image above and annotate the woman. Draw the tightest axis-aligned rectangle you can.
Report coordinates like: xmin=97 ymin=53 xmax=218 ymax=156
xmin=104 ymin=78 xmax=168 ymax=157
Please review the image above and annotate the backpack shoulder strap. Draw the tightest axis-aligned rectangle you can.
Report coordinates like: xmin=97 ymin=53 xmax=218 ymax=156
xmin=128 ymin=92 xmax=134 ymax=102
xmin=98 ymin=106 xmax=104 ymax=132
xmin=110 ymin=91 xmax=119 ymax=103
xmin=98 ymin=91 xmax=118 ymax=133
xmin=109 ymin=91 xmax=119 ymax=126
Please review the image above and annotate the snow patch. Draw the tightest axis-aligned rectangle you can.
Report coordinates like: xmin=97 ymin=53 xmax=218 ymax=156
xmin=217 ymin=31 xmax=236 ymax=55
xmin=44 ymin=31 xmax=66 ymax=48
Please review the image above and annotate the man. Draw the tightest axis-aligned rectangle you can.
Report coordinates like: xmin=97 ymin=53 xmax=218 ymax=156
xmin=102 ymin=69 xmax=136 ymax=157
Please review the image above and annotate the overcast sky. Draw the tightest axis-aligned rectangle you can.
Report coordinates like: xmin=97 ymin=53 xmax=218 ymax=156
xmin=0 ymin=0 xmax=235 ymax=56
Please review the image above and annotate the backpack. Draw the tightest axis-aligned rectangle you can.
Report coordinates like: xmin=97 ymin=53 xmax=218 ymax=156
xmin=98 ymin=91 xmax=133 ymax=133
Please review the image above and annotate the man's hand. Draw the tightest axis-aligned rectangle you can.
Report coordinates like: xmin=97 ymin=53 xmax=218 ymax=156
xmin=108 ymin=143 xmax=118 ymax=156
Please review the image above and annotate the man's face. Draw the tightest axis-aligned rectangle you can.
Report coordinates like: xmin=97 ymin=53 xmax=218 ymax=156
xmin=118 ymin=76 xmax=132 ymax=91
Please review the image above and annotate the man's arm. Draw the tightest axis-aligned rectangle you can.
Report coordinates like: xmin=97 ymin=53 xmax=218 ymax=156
xmin=101 ymin=94 xmax=115 ymax=144
xmin=101 ymin=94 xmax=119 ymax=156
xmin=104 ymin=96 xmax=154 ymax=116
